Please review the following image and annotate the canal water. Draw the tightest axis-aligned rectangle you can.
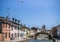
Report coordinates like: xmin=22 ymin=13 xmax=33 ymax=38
xmin=24 ymin=39 xmax=53 ymax=42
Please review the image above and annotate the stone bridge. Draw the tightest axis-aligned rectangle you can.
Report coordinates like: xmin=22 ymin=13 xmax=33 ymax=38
xmin=33 ymin=32 xmax=51 ymax=40
xmin=32 ymin=32 xmax=55 ymax=42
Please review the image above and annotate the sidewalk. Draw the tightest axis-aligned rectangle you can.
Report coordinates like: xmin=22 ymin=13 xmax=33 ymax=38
xmin=0 ymin=38 xmax=30 ymax=42
xmin=0 ymin=40 xmax=15 ymax=42
xmin=15 ymin=38 xmax=27 ymax=42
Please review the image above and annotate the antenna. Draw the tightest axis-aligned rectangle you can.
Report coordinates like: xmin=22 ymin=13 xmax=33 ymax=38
xmin=21 ymin=0 xmax=23 ymax=3
xmin=7 ymin=8 xmax=10 ymax=17
xmin=17 ymin=0 xmax=20 ymax=3
xmin=17 ymin=0 xmax=23 ymax=4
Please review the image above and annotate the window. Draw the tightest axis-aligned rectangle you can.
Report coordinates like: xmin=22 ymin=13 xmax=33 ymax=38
xmin=15 ymin=33 xmax=17 ymax=37
xmin=3 ymin=23 xmax=4 ymax=28
xmin=20 ymin=33 xmax=24 ymax=38
xmin=9 ymin=33 xmax=10 ymax=38
xmin=18 ymin=27 xmax=22 ymax=30
xmin=18 ymin=33 xmax=19 ymax=37
xmin=15 ymin=26 xmax=17 ymax=29
xmin=6 ymin=23 xmax=7 ymax=28
xmin=8 ymin=24 xmax=10 ymax=28
xmin=2 ymin=33 xmax=4 ymax=34
xmin=9 ymin=25 xmax=10 ymax=28
xmin=18 ymin=26 xmax=19 ymax=29
xmin=11 ymin=34 xmax=13 ymax=37
xmin=4 ymin=23 xmax=6 ymax=28
xmin=4 ymin=24 xmax=5 ymax=28
xmin=12 ymin=28 xmax=13 ymax=30
xmin=11 ymin=27 xmax=13 ymax=31
xmin=5 ymin=33 xmax=7 ymax=38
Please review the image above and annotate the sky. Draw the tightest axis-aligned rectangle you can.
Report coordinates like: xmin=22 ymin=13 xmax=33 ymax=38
xmin=0 ymin=0 xmax=60 ymax=29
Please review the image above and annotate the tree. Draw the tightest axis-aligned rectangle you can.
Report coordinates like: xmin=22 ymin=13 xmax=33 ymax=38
xmin=12 ymin=18 xmax=15 ymax=22
xmin=18 ymin=20 xmax=20 ymax=24
xmin=15 ymin=19 xmax=17 ymax=23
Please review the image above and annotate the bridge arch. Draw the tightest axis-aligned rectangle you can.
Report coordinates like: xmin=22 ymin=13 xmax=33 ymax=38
xmin=34 ymin=32 xmax=52 ymax=40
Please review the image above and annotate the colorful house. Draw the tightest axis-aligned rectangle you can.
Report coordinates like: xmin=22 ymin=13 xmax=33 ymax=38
xmin=0 ymin=16 xmax=10 ymax=40
xmin=0 ymin=16 xmax=22 ymax=41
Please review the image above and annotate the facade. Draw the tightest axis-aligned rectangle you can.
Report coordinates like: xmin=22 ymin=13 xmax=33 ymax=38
xmin=51 ymin=25 xmax=60 ymax=39
xmin=10 ymin=24 xmax=19 ymax=40
xmin=57 ymin=25 xmax=60 ymax=39
xmin=18 ymin=25 xmax=28 ymax=39
xmin=40 ymin=25 xmax=46 ymax=32
xmin=10 ymin=18 xmax=22 ymax=40
xmin=28 ymin=27 xmax=37 ymax=38
xmin=56 ymin=25 xmax=60 ymax=37
xmin=0 ymin=16 xmax=22 ymax=41
xmin=51 ymin=26 xmax=58 ymax=38
xmin=0 ymin=16 xmax=10 ymax=40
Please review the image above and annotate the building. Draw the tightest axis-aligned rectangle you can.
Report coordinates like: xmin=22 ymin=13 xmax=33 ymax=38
xmin=18 ymin=25 xmax=30 ymax=39
xmin=51 ymin=25 xmax=60 ymax=39
xmin=51 ymin=26 xmax=58 ymax=38
xmin=46 ymin=30 xmax=51 ymax=34
xmin=10 ymin=18 xmax=22 ymax=40
xmin=0 ymin=16 xmax=22 ymax=41
xmin=57 ymin=25 xmax=60 ymax=39
xmin=37 ymin=28 xmax=41 ymax=32
xmin=0 ymin=16 xmax=11 ymax=40
xmin=40 ymin=25 xmax=46 ymax=32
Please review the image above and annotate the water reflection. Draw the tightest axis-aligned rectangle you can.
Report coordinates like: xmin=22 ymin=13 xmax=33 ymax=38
xmin=23 ymin=39 xmax=54 ymax=42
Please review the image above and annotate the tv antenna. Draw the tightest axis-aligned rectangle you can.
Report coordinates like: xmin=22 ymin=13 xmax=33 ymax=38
xmin=17 ymin=0 xmax=23 ymax=4
xmin=7 ymin=8 xmax=10 ymax=17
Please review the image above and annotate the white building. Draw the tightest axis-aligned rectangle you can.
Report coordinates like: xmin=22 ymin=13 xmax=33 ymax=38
xmin=18 ymin=25 xmax=27 ymax=39
xmin=19 ymin=30 xmax=26 ymax=39
xmin=10 ymin=26 xmax=18 ymax=40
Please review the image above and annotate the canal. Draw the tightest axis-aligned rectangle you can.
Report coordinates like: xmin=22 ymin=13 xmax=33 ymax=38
xmin=23 ymin=39 xmax=54 ymax=42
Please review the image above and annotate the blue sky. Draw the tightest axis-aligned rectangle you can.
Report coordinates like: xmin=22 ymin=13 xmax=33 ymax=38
xmin=0 ymin=0 xmax=60 ymax=29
